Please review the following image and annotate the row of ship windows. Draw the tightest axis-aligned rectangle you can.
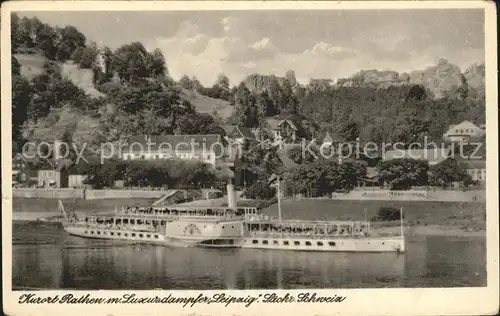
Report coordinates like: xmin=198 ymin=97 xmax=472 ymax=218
xmin=250 ymin=240 xmax=384 ymax=246
xmin=251 ymin=240 xmax=335 ymax=247
xmin=85 ymin=230 xmax=160 ymax=239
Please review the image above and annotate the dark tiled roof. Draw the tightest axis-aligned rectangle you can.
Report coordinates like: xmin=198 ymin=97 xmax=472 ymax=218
xmin=265 ymin=118 xmax=298 ymax=130
xmin=37 ymin=159 xmax=73 ymax=171
xmin=222 ymin=124 xmax=236 ymax=134
xmin=229 ymin=126 xmax=256 ymax=140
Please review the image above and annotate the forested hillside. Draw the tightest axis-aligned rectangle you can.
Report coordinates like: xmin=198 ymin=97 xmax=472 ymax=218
xmin=11 ymin=14 xmax=229 ymax=152
xmin=11 ymin=13 xmax=485 ymax=153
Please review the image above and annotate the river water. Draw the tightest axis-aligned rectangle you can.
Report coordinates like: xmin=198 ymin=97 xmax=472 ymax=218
xmin=12 ymin=222 xmax=486 ymax=290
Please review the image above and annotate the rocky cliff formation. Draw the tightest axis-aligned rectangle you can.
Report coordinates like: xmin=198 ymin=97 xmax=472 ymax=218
xmin=463 ymin=63 xmax=485 ymax=93
xmin=243 ymin=73 xmax=288 ymax=92
xmin=336 ymin=59 xmax=484 ymax=99
xmin=243 ymin=59 xmax=485 ymax=100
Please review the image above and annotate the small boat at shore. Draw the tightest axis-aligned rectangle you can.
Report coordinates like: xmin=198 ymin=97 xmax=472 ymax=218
xmin=60 ymin=182 xmax=405 ymax=252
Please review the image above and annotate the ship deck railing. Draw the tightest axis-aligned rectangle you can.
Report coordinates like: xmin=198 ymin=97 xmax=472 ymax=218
xmin=244 ymin=218 xmax=371 ymax=226
xmin=115 ymin=206 xmax=260 ymax=216
xmin=246 ymin=231 xmax=369 ymax=239
xmin=70 ymin=213 xmax=247 ymax=226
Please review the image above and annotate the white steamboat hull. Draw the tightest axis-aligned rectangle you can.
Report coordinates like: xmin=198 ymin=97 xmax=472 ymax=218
xmin=64 ymin=226 xmax=170 ymax=245
xmin=238 ymin=236 xmax=405 ymax=252
xmin=63 ymin=226 xmax=239 ymax=248
xmin=64 ymin=227 xmax=405 ymax=252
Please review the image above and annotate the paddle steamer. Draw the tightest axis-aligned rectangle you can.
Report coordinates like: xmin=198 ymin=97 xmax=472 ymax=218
xmin=60 ymin=183 xmax=405 ymax=252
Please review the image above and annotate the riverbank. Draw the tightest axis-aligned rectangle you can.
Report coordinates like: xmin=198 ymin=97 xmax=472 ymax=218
xmin=371 ymin=225 xmax=485 ymax=238
xmin=12 ymin=197 xmax=155 ymax=219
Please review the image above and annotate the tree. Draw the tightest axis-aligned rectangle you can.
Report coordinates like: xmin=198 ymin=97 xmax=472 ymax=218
xmin=78 ymin=44 xmax=98 ymax=69
xmin=392 ymin=107 xmax=431 ymax=144
xmin=36 ymin=24 xmax=57 ymax=59
xmin=257 ymin=90 xmax=275 ymax=119
xmin=429 ymin=158 xmax=473 ymax=188
xmin=280 ymin=78 xmax=298 ymax=114
xmin=12 ymin=56 xmax=21 ymax=76
xmin=191 ymin=77 xmax=203 ymax=91
xmin=308 ymin=78 xmax=332 ymax=92
xmin=12 ymin=75 xmax=31 ymax=142
xmin=377 ymin=159 xmax=429 ymax=190
xmin=175 ymin=113 xmax=225 ymax=136
xmin=85 ymin=160 xmax=126 ymax=189
xmin=55 ymin=26 xmax=86 ymax=62
xmin=148 ymin=48 xmax=167 ymax=78
xmin=233 ymin=82 xmax=258 ymax=127
xmin=336 ymin=117 xmax=360 ymax=142
xmin=179 ymin=75 xmax=194 ymax=90
xmin=111 ymin=42 xmax=150 ymax=82
xmin=244 ymin=181 xmax=276 ymax=200
xmin=239 ymin=142 xmax=283 ymax=186
xmin=267 ymin=76 xmax=282 ymax=114
xmin=70 ymin=46 xmax=85 ymax=63
xmin=287 ymin=159 xmax=365 ymax=196
xmin=287 ymin=145 xmax=318 ymax=164
xmin=216 ymin=73 xmax=230 ymax=90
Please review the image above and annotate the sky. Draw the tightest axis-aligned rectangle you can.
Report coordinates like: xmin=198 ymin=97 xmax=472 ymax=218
xmin=19 ymin=10 xmax=485 ymax=86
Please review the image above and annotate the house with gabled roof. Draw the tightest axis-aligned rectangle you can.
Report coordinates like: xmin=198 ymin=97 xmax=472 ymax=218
xmin=224 ymin=125 xmax=257 ymax=145
xmin=262 ymin=118 xmax=298 ymax=143
xmin=122 ymin=134 xmax=223 ymax=166
xmin=459 ymin=159 xmax=486 ymax=183
xmin=12 ymin=153 xmax=39 ymax=187
xmin=443 ymin=120 xmax=486 ymax=143
xmin=37 ymin=159 xmax=73 ymax=188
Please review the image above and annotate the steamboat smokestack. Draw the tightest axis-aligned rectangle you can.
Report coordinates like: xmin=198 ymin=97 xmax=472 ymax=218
xmin=227 ymin=180 xmax=237 ymax=209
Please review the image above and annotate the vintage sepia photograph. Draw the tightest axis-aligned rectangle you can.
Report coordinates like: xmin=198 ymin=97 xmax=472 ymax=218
xmin=2 ymin=1 xmax=498 ymax=315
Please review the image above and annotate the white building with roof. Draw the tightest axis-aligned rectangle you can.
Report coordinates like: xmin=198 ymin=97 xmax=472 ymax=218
xmin=121 ymin=134 xmax=223 ymax=166
xmin=443 ymin=120 xmax=485 ymax=143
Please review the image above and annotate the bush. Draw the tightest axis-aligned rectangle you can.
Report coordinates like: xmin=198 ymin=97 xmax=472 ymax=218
xmin=244 ymin=181 xmax=276 ymax=200
xmin=373 ymin=206 xmax=403 ymax=221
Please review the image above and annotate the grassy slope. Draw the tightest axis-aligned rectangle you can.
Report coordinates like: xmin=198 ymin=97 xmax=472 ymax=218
xmin=16 ymin=53 xmax=104 ymax=98
xmin=60 ymin=62 xmax=104 ymax=98
xmin=182 ymin=89 xmax=234 ymax=119
xmin=262 ymin=199 xmax=486 ymax=230
xmin=15 ymin=54 xmax=46 ymax=80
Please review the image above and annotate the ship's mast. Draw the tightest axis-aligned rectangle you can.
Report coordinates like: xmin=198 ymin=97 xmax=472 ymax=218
xmin=400 ymin=206 xmax=404 ymax=238
xmin=277 ymin=175 xmax=282 ymax=221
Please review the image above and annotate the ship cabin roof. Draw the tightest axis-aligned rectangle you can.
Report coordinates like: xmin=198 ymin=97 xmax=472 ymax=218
xmin=85 ymin=205 xmax=260 ymax=220
xmin=246 ymin=219 xmax=371 ymax=227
